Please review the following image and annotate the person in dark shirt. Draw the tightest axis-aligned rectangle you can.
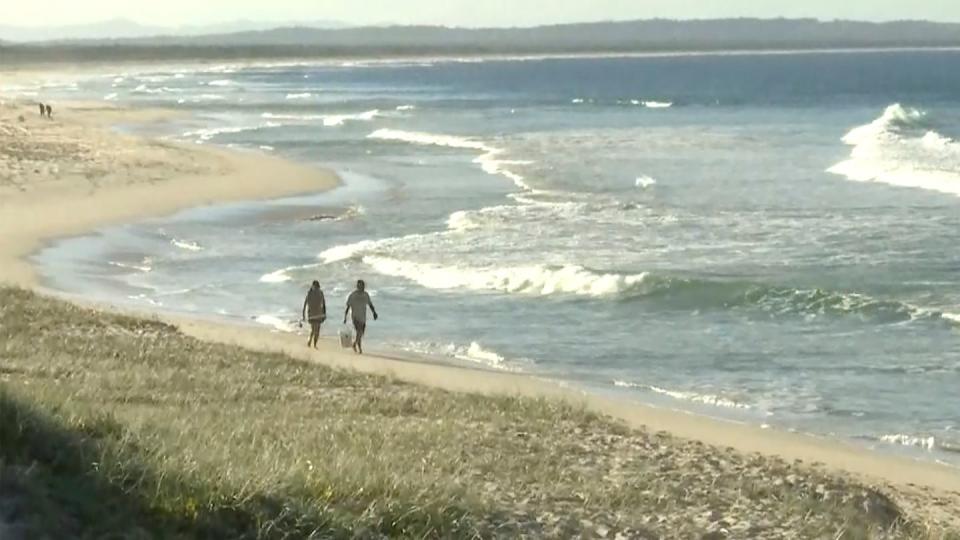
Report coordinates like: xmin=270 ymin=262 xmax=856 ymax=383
xmin=301 ymin=280 xmax=326 ymax=348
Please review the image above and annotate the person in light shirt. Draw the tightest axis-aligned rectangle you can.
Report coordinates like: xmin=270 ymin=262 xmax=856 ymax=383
xmin=343 ymin=279 xmax=378 ymax=354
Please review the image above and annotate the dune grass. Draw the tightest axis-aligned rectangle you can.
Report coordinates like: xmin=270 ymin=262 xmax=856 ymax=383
xmin=0 ymin=286 xmax=953 ymax=538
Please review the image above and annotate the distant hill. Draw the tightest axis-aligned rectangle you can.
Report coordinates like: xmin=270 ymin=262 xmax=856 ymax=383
xmin=3 ymin=18 xmax=960 ymax=65
xmin=0 ymin=17 xmax=349 ymax=42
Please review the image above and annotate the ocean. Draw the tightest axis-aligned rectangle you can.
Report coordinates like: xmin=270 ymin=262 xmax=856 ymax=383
xmin=20 ymin=51 xmax=960 ymax=465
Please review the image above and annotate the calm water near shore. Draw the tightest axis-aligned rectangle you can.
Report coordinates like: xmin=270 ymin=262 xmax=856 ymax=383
xmin=21 ymin=51 xmax=960 ymax=465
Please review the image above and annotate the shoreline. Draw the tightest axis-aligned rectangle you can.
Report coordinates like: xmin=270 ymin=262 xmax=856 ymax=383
xmin=0 ymin=99 xmax=339 ymax=286
xmin=3 ymin=94 xmax=960 ymax=527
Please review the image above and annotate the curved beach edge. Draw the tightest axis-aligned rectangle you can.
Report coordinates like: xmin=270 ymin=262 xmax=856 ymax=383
xmin=2 ymin=95 xmax=959 ymax=531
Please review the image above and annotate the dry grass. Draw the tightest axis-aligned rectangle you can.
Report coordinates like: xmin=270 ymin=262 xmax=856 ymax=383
xmin=0 ymin=287 xmax=955 ymax=538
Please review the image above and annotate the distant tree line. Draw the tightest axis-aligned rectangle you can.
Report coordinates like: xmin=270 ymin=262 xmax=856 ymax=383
xmin=2 ymin=18 xmax=960 ymax=65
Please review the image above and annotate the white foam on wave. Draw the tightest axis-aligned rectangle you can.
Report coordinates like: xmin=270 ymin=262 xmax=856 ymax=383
xmin=363 ymin=255 xmax=648 ymax=297
xmin=446 ymin=208 xmax=490 ymax=232
xmin=170 ymin=239 xmax=203 ymax=252
xmin=368 ymin=128 xmax=489 ymax=151
xmin=446 ymin=198 xmax=584 ymax=232
xmin=132 ymin=84 xmax=158 ymax=94
xmin=942 ymin=312 xmax=960 ymax=324
xmin=620 ymin=99 xmax=673 ymax=108
xmin=614 ymin=380 xmax=752 ymax=410
xmin=323 ymin=109 xmax=381 ymax=127
xmin=254 ymin=314 xmax=298 ymax=333
xmin=878 ymin=433 xmax=938 ymax=451
xmin=103 ymin=93 xmax=118 ymax=101
xmin=207 ymin=79 xmax=235 ymax=87
xmin=635 ymin=175 xmax=657 ymax=188
xmin=127 ymin=294 xmax=163 ymax=307
xmin=260 ymin=269 xmax=293 ymax=283
xmin=319 ymin=239 xmax=385 ymax=264
xmin=131 ymin=84 xmax=184 ymax=95
xmin=828 ymin=103 xmax=960 ymax=197
xmin=261 ymin=109 xmax=381 ymax=126
xmin=367 ymin=128 xmax=532 ymax=190
xmin=400 ymin=340 xmax=521 ymax=371
xmin=182 ymin=122 xmax=281 ymax=143
xmin=259 ymin=261 xmax=325 ymax=284
xmin=396 ymin=104 xmax=416 ymax=111
xmin=134 ymin=74 xmax=174 ymax=83
xmin=108 ymin=261 xmax=152 ymax=273
xmin=286 ymin=92 xmax=312 ymax=99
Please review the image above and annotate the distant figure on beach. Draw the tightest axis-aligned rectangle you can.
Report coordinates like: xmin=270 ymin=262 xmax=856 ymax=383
xmin=45 ymin=104 xmax=53 ymax=118
xmin=343 ymin=279 xmax=378 ymax=354
xmin=38 ymin=103 xmax=45 ymax=117
xmin=301 ymin=280 xmax=326 ymax=348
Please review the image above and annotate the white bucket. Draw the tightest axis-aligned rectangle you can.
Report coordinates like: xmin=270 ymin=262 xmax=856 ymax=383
xmin=338 ymin=326 xmax=354 ymax=348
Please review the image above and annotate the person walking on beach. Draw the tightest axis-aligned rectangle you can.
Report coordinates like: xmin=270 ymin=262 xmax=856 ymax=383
xmin=343 ymin=279 xmax=378 ymax=354
xmin=45 ymin=104 xmax=53 ymax=119
xmin=302 ymin=280 xmax=326 ymax=348
xmin=38 ymin=103 xmax=46 ymax=117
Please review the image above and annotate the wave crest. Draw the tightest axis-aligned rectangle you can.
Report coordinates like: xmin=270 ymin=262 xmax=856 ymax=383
xmin=399 ymin=340 xmax=521 ymax=371
xmin=367 ymin=128 xmax=532 ymax=190
xmin=614 ymin=380 xmax=752 ymax=410
xmin=828 ymin=103 xmax=960 ymax=197
xmin=363 ymin=256 xmax=650 ymax=297
xmin=262 ymin=110 xmax=381 ymax=126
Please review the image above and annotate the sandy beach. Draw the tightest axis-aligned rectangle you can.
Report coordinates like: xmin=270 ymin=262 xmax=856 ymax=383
xmin=2 ymin=93 xmax=959 ymax=534
xmin=0 ymin=98 xmax=338 ymax=285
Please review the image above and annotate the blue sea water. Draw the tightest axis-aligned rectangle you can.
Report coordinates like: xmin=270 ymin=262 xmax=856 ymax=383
xmin=20 ymin=51 xmax=960 ymax=464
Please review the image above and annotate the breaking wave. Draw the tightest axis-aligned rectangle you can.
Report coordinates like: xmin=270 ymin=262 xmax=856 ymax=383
xmin=182 ymin=122 xmax=282 ymax=142
xmin=322 ymin=109 xmax=381 ymax=126
xmin=260 ymin=268 xmax=293 ymax=283
xmin=572 ymin=98 xmax=672 ymax=108
xmin=108 ymin=260 xmax=152 ymax=273
xmin=635 ymin=175 xmax=657 ymax=188
xmin=182 ymin=94 xmax=226 ymax=102
xmin=640 ymin=100 xmax=673 ymax=108
xmin=399 ymin=340 xmax=521 ymax=371
xmin=262 ymin=109 xmax=381 ymax=126
xmin=317 ymin=236 xmax=960 ymax=323
xmin=363 ymin=256 xmax=650 ymax=297
xmin=860 ymin=433 xmax=960 ymax=454
xmin=367 ymin=128 xmax=532 ymax=190
xmin=614 ymin=380 xmax=752 ymax=410
xmin=258 ymin=262 xmax=324 ymax=284
xmin=828 ymin=103 xmax=960 ymax=197
xmin=170 ymin=239 xmax=203 ymax=252
xmin=285 ymin=92 xmax=312 ymax=99
xmin=254 ymin=314 xmax=298 ymax=333
xmin=131 ymin=84 xmax=184 ymax=95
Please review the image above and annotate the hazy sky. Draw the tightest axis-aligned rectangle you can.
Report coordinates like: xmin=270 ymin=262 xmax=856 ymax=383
xmin=6 ymin=0 xmax=960 ymax=27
